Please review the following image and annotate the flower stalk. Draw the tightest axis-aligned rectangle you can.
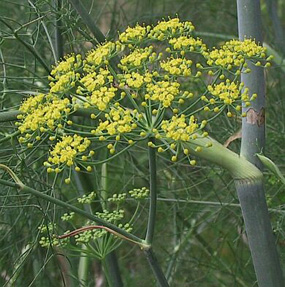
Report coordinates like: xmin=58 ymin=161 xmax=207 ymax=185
xmin=146 ymin=138 xmax=158 ymax=244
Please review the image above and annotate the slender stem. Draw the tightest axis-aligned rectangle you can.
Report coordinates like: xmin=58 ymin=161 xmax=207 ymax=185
xmin=78 ymin=245 xmax=89 ymax=286
xmin=100 ymin=161 xmax=124 ymax=286
xmin=0 ymin=18 xmax=50 ymax=73
xmin=102 ymin=257 xmax=113 ymax=287
xmin=104 ymin=252 xmax=124 ymax=287
xmin=0 ymin=110 xmax=21 ymax=122
xmin=0 ymin=179 xmax=148 ymax=248
xmin=144 ymin=248 xmax=169 ymax=287
xmin=54 ymin=0 xmax=64 ymax=60
xmin=101 ymin=162 xmax=108 ymax=209
xmin=67 ymin=0 xmax=106 ymax=44
xmin=145 ymin=137 xmax=157 ymax=245
xmin=0 ymin=130 xmax=20 ymax=144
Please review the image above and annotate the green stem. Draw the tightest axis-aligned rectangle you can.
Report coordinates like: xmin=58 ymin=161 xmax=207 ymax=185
xmin=235 ymin=179 xmax=283 ymax=287
xmin=0 ymin=178 xmax=148 ymax=248
xmin=54 ymin=0 xmax=64 ymax=60
xmin=78 ymin=245 xmax=89 ymax=286
xmin=101 ymin=162 xmax=108 ymax=209
xmin=0 ymin=108 xmax=101 ymax=123
xmin=144 ymin=248 xmax=169 ymax=287
xmin=0 ymin=110 xmax=21 ymax=122
xmin=102 ymin=257 xmax=113 ymax=287
xmin=100 ymin=162 xmax=124 ymax=286
xmin=104 ymin=252 xmax=124 ymax=287
xmin=236 ymin=1 xmax=284 ymax=286
xmin=184 ymin=136 xmax=263 ymax=180
xmin=237 ymin=0 xmax=265 ymax=169
xmin=0 ymin=130 xmax=20 ymax=144
xmin=146 ymin=138 xmax=157 ymax=245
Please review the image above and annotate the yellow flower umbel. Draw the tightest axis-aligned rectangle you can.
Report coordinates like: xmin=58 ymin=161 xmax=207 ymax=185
xmin=205 ymin=79 xmax=250 ymax=116
xmin=95 ymin=107 xmax=137 ymax=136
xmin=18 ymin=94 xmax=70 ymax=135
xmin=77 ymin=68 xmax=117 ymax=111
xmin=49 ymin=54 xmax=82 ymax=94
xmin=160 ymin=57 xmax=192 ymax=76
xmin=84 ymin=42 xmax=117 ymax=71
xmin=16 ymin=17 xmax=271 ymax=179
xmin=169 ymin=36 xmax=206 ymax=53
xmin=119 ymin=47 xmax=155 ymax=70
xmin=119 ymin=24 xmax=150 ymax=44
xmin=204 ymin=38 xmax=268 ymax=69
xmin=161 ymin=115 xmax=198 ymax=141
xmin=47 ymin=134 xmax=91 ymax=170
xmin=148 ymin=18 xmax=195 ymax=40
xmin=145 ymin=81 xmax=180 ymax=107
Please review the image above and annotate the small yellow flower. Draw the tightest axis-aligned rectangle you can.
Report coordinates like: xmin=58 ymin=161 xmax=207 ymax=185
xmin=48 ymin=134 xmax=91 ymax=170
xmin=161 ymin=114 xmax=198 ymax=142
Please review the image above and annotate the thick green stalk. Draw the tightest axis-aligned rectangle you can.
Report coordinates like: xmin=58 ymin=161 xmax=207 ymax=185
xmin=0 ymin=110 xmax=21 ymax=122
xmin=186 ymin=133 xmax=283 ymax=286
xmin=101 ymin=162 xmax=108 ymax=209
xmin=185 ymin=136 xmax=263 ymax=180
xmin=237 ymin=0 xmax=265 ymax=169
xmin=235 ymin=179 xmax=283 ymax=286
xmin=0 ymin=108 xmax=99 ymax=126
xmin=236 ymin=1 xmax=284 ymax=286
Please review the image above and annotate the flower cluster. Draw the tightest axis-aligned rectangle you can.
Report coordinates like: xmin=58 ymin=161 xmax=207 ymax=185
xmin=108 ymin=193 xmax=127 ymax=203
xmin=18 ymin=94 xmax=70 ymax=136
xmin=148 ymin=18 xmax=195 ymax=40
xmin=169 ymin=36 xmax=206 ymax=53
xmin=45 ymin=134 xmax=91 ymax=171
xmin=119 ymin=24 xmax=150 ymax=44
xmin=77 ymin=68 xmax=117 ymax=111
xmin=208 ymin=81 xmax=245 ymax=104
xmin=204 ymin=38 xmax=268 ymax=69
xmin=16 ymin=17 xmax=271 ymax=178
xmin=49 ymin=54 xmax=82 ymax=94
xmin=95 ymin=107 xmax=137 ymax=137
xmin=204 ymin=80 xmax=252 ymax=117
xmin=161 ymin=115 xmax=198 ymax=141
xmin=85 ymin=42 xmax=117 ymax=69
xmin=129 ymin=187 xmax=149 ymax=199
xmin=77 ymin=191 xmax=96 ymax=204
xmin=160 ymin=57 xmax=192 ymax=76
xmin=119 ymin=47 xmax=155 ymax=70
xmin=38 ymin=223 xmax=68 ymax=248
xmin=145 ymin=81 xmax=180 ymax=107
